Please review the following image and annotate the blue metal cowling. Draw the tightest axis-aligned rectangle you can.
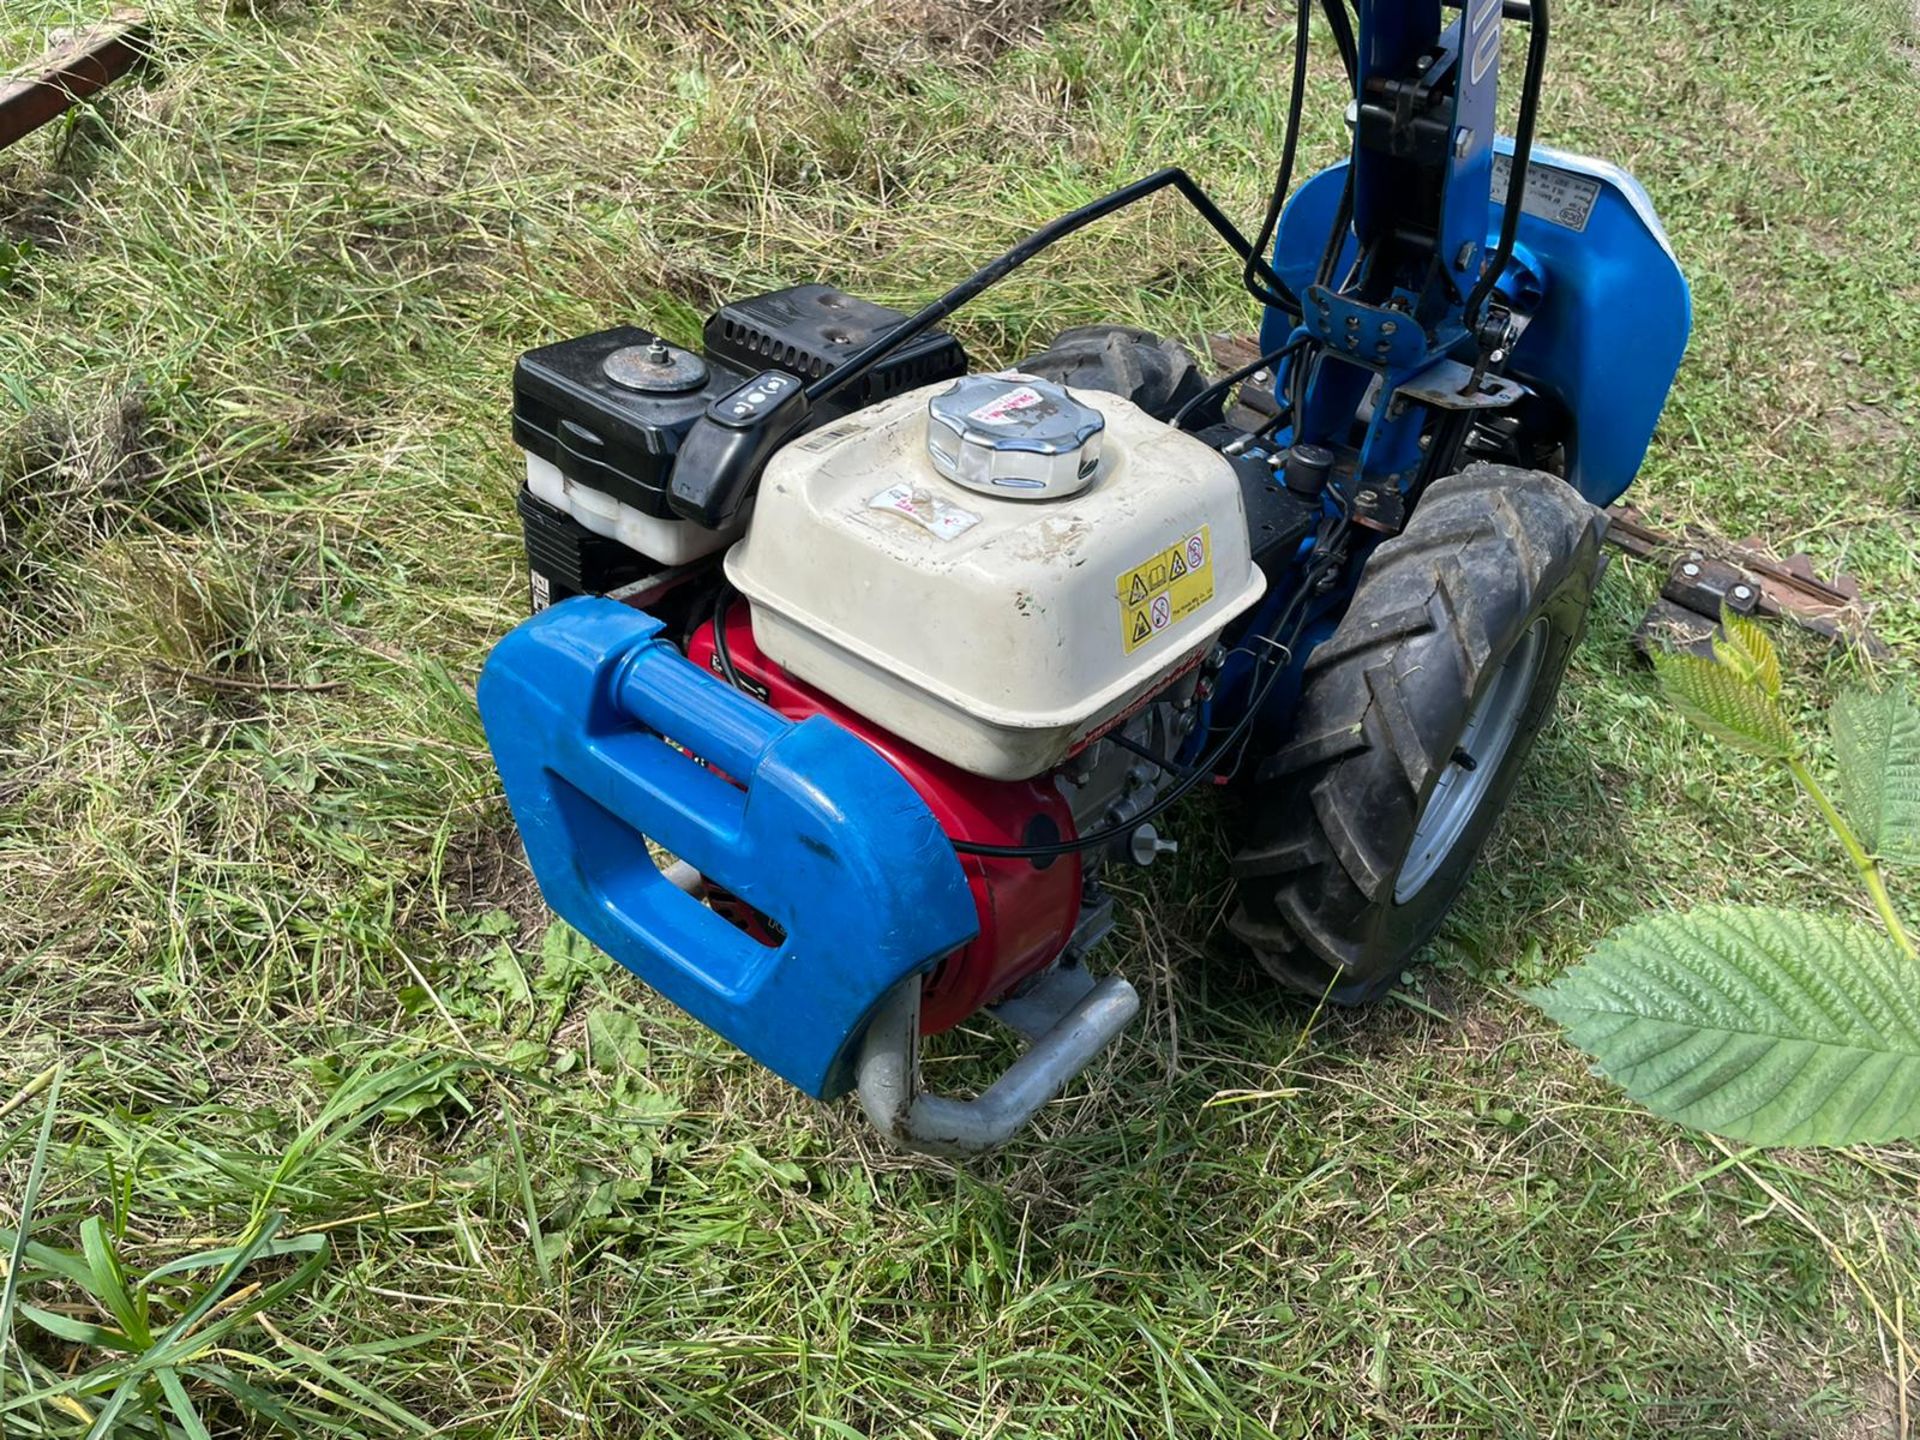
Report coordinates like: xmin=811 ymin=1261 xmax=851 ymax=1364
xmin=1264 ymin=140 xmax=1692 ymax=507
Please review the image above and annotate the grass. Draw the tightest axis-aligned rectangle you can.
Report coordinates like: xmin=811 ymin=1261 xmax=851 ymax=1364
xmin=1 ymin=0 xmax=1917 ymax=1433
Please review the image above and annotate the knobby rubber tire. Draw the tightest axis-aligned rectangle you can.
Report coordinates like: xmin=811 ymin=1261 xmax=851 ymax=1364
xmin=1228 ymin=463 xmax=1605 ymax=1003
xmin=1016 ymin=325 xmax=1210 ymax=422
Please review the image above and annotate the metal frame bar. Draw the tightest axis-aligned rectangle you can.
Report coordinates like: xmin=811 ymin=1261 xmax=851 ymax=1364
xmin=0 ymin=9 xmax=149 ymax=154
xmin=855 ymin=973 xmax=1141 ymax=1157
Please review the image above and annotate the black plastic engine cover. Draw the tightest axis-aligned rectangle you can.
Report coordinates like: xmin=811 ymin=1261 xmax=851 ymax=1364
xmin=512 ymin=325 xmax=745 ymax=520
xmin=511 ymin=289 xmax=966 ymax=531
xmin=703 ymin=284 xmax=966 ymax=421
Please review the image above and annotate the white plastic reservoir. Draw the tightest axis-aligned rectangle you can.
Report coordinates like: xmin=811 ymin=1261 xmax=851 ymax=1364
xmin=726 ymin=377 xmax=1265 ymax=780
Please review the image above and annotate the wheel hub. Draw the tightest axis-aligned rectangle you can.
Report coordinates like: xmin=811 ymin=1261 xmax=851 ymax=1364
xmin=1395 ymin=616 xmax=1549 ymax=904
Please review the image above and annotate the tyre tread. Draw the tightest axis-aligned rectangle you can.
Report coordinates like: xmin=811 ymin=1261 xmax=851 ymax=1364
xmin=1227 ymin=463 xmax=1603 ymax=1002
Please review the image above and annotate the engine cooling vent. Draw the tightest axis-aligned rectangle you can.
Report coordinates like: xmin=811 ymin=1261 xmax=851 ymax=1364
xmin=702 ymin=284 xmax=967 ymax=420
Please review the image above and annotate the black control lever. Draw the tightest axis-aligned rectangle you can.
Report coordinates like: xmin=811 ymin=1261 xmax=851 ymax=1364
xmin=667 ymin=369 xmax=813 ymax=529
xmin=669 ymin=168 xmax=1283 ymax=529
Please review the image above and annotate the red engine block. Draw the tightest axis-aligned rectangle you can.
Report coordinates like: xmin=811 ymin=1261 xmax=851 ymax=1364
xmin=688 ymin=603 xmax=1082 ymax=1034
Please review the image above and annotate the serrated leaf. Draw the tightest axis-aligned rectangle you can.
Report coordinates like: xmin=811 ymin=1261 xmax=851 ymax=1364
xmin=536 ymin=921 xmax=606 ymax=1009
xmin=481 ymin=944 xmax=534 ymax=1006
xmin=1831 ymin=685 xmax=1920 ymax=867
xmin=1529 ymin=905 xmax=1920 ymax=1147
xmin=503 ymin=1038 xmax=547 ymax=1072
xmin=1653 ymin=651 xmax=1797 ymax=758
xmin=540 ymin=919 xmax=593 ymax=971
xmin=1712 ymin=607 xmax=1781 ymax=698
xmin=586 ymin=1008 xmax=647 ymax=1072
xmin=466 ymin=908 xmax=518 ymax=937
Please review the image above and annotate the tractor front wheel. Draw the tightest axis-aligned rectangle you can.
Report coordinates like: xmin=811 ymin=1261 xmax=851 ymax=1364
xmin=1228 ymin=463 xmax=1605 ymax=1003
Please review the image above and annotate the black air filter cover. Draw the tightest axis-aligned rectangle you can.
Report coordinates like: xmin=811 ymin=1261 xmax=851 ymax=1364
xmin=703 ymin=285 xmax=967 ymax=420
xmin=512 ymin=327 xmax=747 ymax=521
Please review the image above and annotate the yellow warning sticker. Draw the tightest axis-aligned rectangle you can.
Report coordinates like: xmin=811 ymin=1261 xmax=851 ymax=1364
xmin=1117 ymin=525 xmax=1215 ymax=655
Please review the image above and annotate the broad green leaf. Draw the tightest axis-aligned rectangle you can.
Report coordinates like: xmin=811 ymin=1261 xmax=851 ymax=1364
xmin=502 ymin=1038 xmax=548 ymax=1072
xmin=536 ymin=921 xmax=607 ymax=1015
xmin=540 ymin=919 xmax=595 ymax=974
xmin=1529 ymin=905 xmax=1920 ymax=1147
xmin=1831 ymin=685 xmax=1920 ymax=866
xmin=482 ymin=944 xmax=535 ymax=1006
xmin=466 ymin=908 xmax=518 ymax=938
xmin=1712 ymin=607 xmax=1781 ymax=698
xmin=1653 ymin=651 xmax=1797 ymax=758
xmin=586 ymin=1008 xmax=648 ymax=1072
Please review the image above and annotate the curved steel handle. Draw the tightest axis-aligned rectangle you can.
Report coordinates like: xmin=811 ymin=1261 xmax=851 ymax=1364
xmin=855 ymin=972 xmax=1140 ymax=1156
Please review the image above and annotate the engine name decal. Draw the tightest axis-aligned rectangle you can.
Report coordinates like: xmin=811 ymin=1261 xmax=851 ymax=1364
xmin=867 ymin=482 xmax=982 ymax=541
xmin=1116 ymin=526 xmax=1214 ymax=655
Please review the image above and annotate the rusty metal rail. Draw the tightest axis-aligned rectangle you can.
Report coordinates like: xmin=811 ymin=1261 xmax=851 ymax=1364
xmin=1608 ymin=503 xmax=1887 ymax=656
xmin=1 ymin=9 xmax=149 ymax=153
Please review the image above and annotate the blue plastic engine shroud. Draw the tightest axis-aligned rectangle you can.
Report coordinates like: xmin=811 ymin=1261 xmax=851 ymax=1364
xmin=478 ymin=598 xmax=978 ymax=1099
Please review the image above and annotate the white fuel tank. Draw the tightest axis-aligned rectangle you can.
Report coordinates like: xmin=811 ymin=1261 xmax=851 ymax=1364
xmin=725 ymin=376 xmax=1265 ymax=780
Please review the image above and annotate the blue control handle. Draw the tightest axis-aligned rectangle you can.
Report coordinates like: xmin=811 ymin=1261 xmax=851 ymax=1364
xmin=478 ymin=597 xmax=978 ymax=1098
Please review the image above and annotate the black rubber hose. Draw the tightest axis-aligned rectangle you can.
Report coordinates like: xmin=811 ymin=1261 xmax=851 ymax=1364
xmin=1169 ymin=335 xmax=1313 ymax=432
xmin=1313 ymin=166 xmax=1355 ymax=292
xmin=803 ymin=169 xmax=1290 ymax=413
xmin=1464 ymin=0 xmax=1549 ymax=331
xmin=1241 ymin=0 xmax=1316 ymax=316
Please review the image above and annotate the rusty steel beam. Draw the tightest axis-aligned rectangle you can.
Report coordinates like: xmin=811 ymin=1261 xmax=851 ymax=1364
xmin=0 ymin=9 xmax=149 ymax=153
xmin=1611 ymin=505 xmax=1890 ymax=657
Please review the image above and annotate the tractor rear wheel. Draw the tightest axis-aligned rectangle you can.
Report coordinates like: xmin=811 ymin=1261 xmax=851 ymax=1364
xmin=1228 ymin=463 xmax=1606 ymax=1003
xmin=1016 ymin=324 xmax=1210 ymax=422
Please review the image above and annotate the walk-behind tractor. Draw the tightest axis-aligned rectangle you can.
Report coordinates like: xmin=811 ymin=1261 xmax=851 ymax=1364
xmin=478 ymin=0 xmax=1690 ymax=1153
